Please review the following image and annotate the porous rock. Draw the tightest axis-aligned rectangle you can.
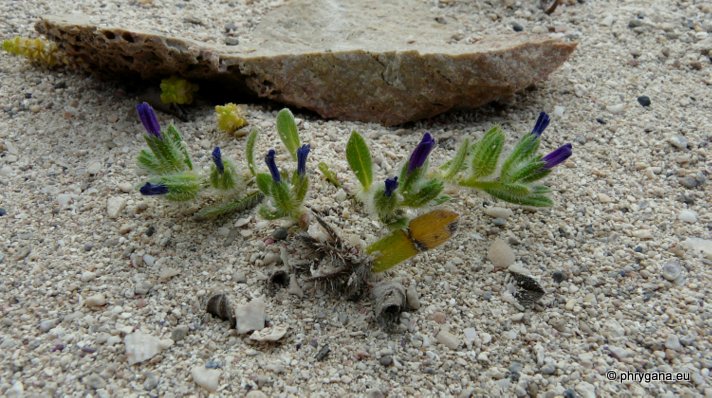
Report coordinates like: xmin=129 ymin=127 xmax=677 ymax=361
xmin=35 ymin=0 xmax=576 ymax=126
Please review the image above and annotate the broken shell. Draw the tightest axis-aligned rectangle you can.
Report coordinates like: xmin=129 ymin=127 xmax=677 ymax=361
xmin=372 ymin=280 xmax=407 ymax=329
xmin=250 ymin=325 xmax=289 ymax=342
xmin=206 ymin=292 xmax=236 ymax=328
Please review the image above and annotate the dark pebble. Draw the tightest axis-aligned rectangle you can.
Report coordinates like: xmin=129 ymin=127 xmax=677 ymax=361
xmin=585 ymin=224 xmax=594 ymax=234
xmin=678 ymin=194 xmax=695 ymax=205
xmin=634 ymin=246 xmax=644 ymax=253
xmin=205 ymin=360 xmax=221 ymax=369
xmin=679 ymin=176 xmax=699 ymax=189
xmin=379 ymin=355 xmax=393 ymax=367
xmin=552 ymin=271 xmax=566 ymax=283
xmin=53 ymin=81 xmax=67 ymax=89
xmin=80 ymin=346 xmax=96 ymax=354
xmin=224 ymin=22 xmax=237 ymax=32
xmin=563 ymin=389 xmax=576 ymax=398
xmin=482 ymin=292 xmax=493 ymax=301
xmin=315 ymin=345 xmax=331 ymax=361
xmin=596 ymin=117 xmax=606 ymax=125
xmin=512 ymin=22 xmax=524 ymax=32
xmin=225 ymin=37 xmax=240 ymax=46
xmin=272 ymin=227 xmax=288 ymax=241
xmin=146 ymin=225 xmax=156 ymax=236
xmin=0 ymin=208 xmax=6 ymax=216
xmin=83 ymin=243 xmax=93 ymax=252
xmin=637 ymin=95 xmax=651 ymax=107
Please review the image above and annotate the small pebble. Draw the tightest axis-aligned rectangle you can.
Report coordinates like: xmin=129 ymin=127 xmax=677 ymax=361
xmin=637 ymin=95 xmax=651 ymax=107
xmin=431 ymin=312 xmax=447 ymax=324
xmin=0 ymin=208 xmax=6 ymax=216
xmin=665 ymin=335 xmax=682 ymax=351
xmin=606 ymin=103 xmax=625 ymax=114
xmin=191 ymin=366 xmax=221 ymax=392
xmin=171 ymin=325 xmax=189 ymax=342
xmin=661 ymin=262 xmax=682 ymax=282
xmin=142 ymin=254 xmax=156 ymax=266
xmin=272 ymin=227 xmax=288 ymax=241
xmin=205 ymin=360 xmax=222 ymax=369
xmin=679 ymin=176 xmax=699 ymax=189
xmin=143 ymin=372 xmax=159 ymax=390
xmin=107 ymin=196 xmax=127 ymax=219
xmin=83 ymin=373 xmax=106 ymax=389
xmin=483 ymin=207 xmax=513 ymax=219
xmin=118 ymin=182 xmax=133 ymax=193
xmin=379 ymin=355 xmax=393 ymax=367
xmin=667 ymin=135 xmax=688 ymax=149
xmin=315 ymin=345 xmax=331 ymax=361
xmin=87 ymin=161 xmax=102 ymax=175
xmin=85 ymin=293 xmax=107 ymax=308
xmin=512 ymin=22 xmax=523 ymax=32
xmin=233 ymin=270 xmax=247 ymax=283
xmin=488 ymin=238 xmax=515 ymax=271
xmin=678 ymin=209 xmax=697 ymax=223
xmin=246 ymin=391 xmax=268 ymax=398
xmin=552 ymin=271 xmax=566 ymax=283
xmin=436 ymin=329 xmax=460 ymax=349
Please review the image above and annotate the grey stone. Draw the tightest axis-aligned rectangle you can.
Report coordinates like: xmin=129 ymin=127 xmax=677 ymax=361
xmin=84 ymin=373 xmax=106 ymax=389
xmin=235 ymin=297 xmax=266 ymax=334
xmin=35 ymin=0 xmax=576 ymax=126
xmin=171 ymin=325 xmax=189 ymax=342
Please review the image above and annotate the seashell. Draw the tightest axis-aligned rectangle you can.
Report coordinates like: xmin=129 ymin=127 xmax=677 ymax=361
xmin=206 ymin=292 xmax=236 ymax=328
xmin=250 ymin=325 xmax=289 ymax=342
xmin=371 ymin=280 xmax=407 ymax=329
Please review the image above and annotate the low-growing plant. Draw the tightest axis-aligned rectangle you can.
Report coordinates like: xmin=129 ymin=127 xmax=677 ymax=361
xmin=135 ymin=102 xmax=262 ymax=220
xmin=160 ymin=76 xmax=199 ymax=105
xmin=2 ymin=36 xmax=64 ymax=67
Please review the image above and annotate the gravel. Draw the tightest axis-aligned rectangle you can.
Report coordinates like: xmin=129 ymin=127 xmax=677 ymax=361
xmin=1 ymin=0 xmax=710 ymax=396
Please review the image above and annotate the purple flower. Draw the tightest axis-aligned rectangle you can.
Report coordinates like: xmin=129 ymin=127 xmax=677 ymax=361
xmin=136 ymin=102 xmax=161 ymax=138
xmin=140 ymin=182 xmax=169 ymax=195
xmin=384 ymin=177 xmax=398 ymax=197
xmin=407 ymin=133 xmax=435 ymax=173
xmin=531 ymin=112 xmax=550 ymax=138
xmin=297 ymin=144 xmax=310 ymax=176
xmin=265 ymin=149 xmax=280 ymax=183
xmin=542 ymin=143 xmax=573 ymax=169
xmin=212 ymin=147 xmax=224 ymax=174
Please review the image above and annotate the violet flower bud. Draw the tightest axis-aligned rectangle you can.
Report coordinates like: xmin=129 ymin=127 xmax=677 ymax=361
xmin=531 ymin=112 xmax=550 ymax=138
xmin=136 ymin=102 xmax=161 ymax=138
xmin=140 ymin=182 xmax=169 ymax=195
xmin=212 ymin=147 xmax=224 ymax=174
xmin=297 ymin=144 xmax=310 ymax=176
xmin=265 ymin=149 xmax=280 ymax=183
xmin=384 ymin=177 xmax=398 ymax=197
xmin=542 ymin=143 xmax=573 ymax=169
xmin=407 ymin=133 xmax=435 ymax=173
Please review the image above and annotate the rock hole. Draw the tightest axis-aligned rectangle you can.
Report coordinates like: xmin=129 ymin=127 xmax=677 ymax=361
xmin=121 ymin=54 xmax=134 ymax=65
xmin=121 ymin=32 xmax=135 ymax=43
xmin=103 ymin=31 xmax=115 ymax=40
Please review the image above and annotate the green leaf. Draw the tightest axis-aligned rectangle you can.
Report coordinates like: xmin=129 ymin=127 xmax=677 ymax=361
xmin=506 ymin=159 xmax=546 ymax=183
xmin=209 ymin=159 xmax=239 ymax=190
xmin=469 ymin=126 xmax=505 ymax=180
xmin=443 ymin=138 xmax=471 ymax=181
xmin=368 ymin=229 xmax=419 ymax=272
xmin=166 ymin=124 xmax=193 ymax=170
xmin=271 ymin=181 xmax=294 ymax=215
xmin=255 ymin=173 xmax=272 ymax=196
xmin=500 ymin=133 xmax=540 ymax=180
xmin=258 ymin=206 xmax=285 ymax=220
xmin=275 ymin=108 xmax=300 ymax=160
xmin=346 ymin=131 xmax=373 ymax=190
xmin=159 ymin=172 xmax=201 ymax=201
xmin=401 ymin=179 xmax=444 ymax=208
xmin=317 ymin=162 xmax=341 ymax=187
xmin=193 ymin=191 xmax=264 ymax=220
xmin=291 ymin=172 xmax=309 ymax=204
xmin=246 ymin=129 xmax=258 ymax=176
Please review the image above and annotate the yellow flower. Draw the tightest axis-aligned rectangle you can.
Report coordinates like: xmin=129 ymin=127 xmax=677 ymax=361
xmin=215 ymin=103 xmax=248 ymax=134
xmin=159 ymin=76 xmax=199 ymax=105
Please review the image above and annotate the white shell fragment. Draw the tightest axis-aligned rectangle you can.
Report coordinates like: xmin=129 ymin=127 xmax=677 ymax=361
xmin=488 ymin=238 xmax=515 ymax=271
xmin=250 ymin=325 xmax=289 ymax=342
xmin=124 ymin=331 xmax=166 ymax=365
xmin=191 ymin=366 xmax=221 ymax=392
xmin=235 ymin=297 xmax=266 ymax=334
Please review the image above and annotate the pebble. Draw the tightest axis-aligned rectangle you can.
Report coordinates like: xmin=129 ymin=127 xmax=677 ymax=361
xmin=637 ymin=95 xmax=651 ymax=107
xmin=0 ymin=208 xmax=5 ymax=216
xmin=85 ymin=293 xmax=107 ymax=308
xmin=87 ymin=161 xmax=102 ymax=175
xmin=124 ymin=331 xmax=167 ymax=365
xmin=597 ymin=193 xmax=612 ymax=203
xmin=235 ymin=297 xmax=266 ymax=334
xmin=134 ymin=280 xmax=153 ymax=296
xmin=171 ymin=325 xmax=189 ymax=342
xmin=379 ymin=355 xmax=393 ymax=367
xmin=142 ymin=254 xmax=156 ymax=266
xmin=661 ymin=262 xmax=682 ymax=282
xmin=246 ymin=391 xmax=268 ymax=398
xmin=436 ymin=329 xmax=460 ymax=349
xmin=39 ymin=318 xmax=59 ymax=332
xmin=681 ymin=238 xmax=712 ymax=259
xmin=575 ymin=381 xmax=596 ymax=398
xmin=235 ymin=217 xmax=251 ymax=227
xmin=488 ymin=238 xmax=515 ymax=271
xmin=606 ymin=103 xmax=625 ymax=114
xmin=57 ymin=193 xmax=73 ymax=208
xmin=405 ymin=284 xmax=420 ymax=310
xmin=233 ymin=270 xmax=247 ymax=283
xmin=118 ymin=182 xmax=133 ymax=193
xmin=463 ymin=328 xmax=477 ymax=348
xmin=667 ymin=135 xmax=688 ymax=149
xmin=191 ymin=366 xmax=221 ymax=392
xmin=272 ymin=227 xmax=288 ymax=241
xmin=679 ymin=176 xmax=699 ymax=189
xmin=512 ymin=22 xmax=523 ymax=32
xmin=143 ymin=372 xmax=159 ymax=390
xmin=83 ymin=373 xmax=106 ymax=389
xmin=665 ymin=335 xmax=683 ymax=351
xmin=158 ymin=267 xmax=180 ymax=282
xmin=431 ymin=312 xmax=447 ymax=324
xmin=678 ymin=209 xmax=697 ymax=223
xmin=107 ymin=196 xmax=126 ymax=219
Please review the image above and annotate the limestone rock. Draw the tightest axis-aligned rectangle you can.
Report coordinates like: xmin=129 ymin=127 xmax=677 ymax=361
xmin=35 ymin=0 xmax=576 ymax=125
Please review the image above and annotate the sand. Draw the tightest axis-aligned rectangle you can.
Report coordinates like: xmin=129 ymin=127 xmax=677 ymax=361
xmin=0 ymin=0 xmax=710 ymax=397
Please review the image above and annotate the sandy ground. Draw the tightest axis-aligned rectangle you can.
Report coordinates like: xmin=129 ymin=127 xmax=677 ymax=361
xmin=1 ymin=0 xmax=711 ymax=397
